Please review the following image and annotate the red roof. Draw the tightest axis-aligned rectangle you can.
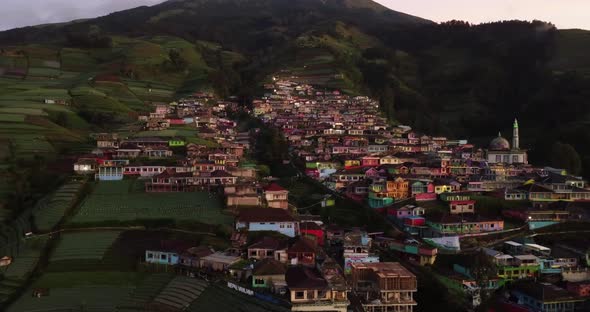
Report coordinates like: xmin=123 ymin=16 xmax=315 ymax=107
xmin=264 ymin=183 xmax=287 ymax=192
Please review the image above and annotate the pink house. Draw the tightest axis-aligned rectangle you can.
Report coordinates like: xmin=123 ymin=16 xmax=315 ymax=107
xmin=364 ymin=168 xmax=381 ymax=178
xmin=169 ymin=119 xmax=184 ymax=125
xmin=361 ymin=156 xmax=380 ymax=167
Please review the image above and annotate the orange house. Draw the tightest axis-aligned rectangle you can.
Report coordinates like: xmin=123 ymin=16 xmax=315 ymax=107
xmin=386 ymin=177 xmax=410 ymax=200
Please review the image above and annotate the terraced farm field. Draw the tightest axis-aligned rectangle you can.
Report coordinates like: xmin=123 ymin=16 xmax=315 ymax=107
xmin=119 ymin=273 xmax=175 ymax=309
xmin=7 ymin=285 xmax=133 ymax=312
xmin=188 ymin=282 xmax=291 ymax=312
xmin=32 ymin=180 xmax=86 ymax=232
xmin=70 ymin=180 xmax=232 ymax=224
xmin=50 ymin=231 xmax=121 ymax=262
xmin=0 ymin=236 xmax=49 ymax=306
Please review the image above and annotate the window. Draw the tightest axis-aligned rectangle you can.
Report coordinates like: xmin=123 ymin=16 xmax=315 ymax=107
xmin=254 ymin=278 xmax=265 ymax=285
xmin=266 ymin=250 xmax=274 ymax=257
xmin=512 ymin=155 xmax=519 ymax=163
xmin=295 ymin=291 xmax=305 ymax=299
xmin=286 ymin=224 xmax=292 ymax=228
xmin=495 ymin=155 xmax=502 ymax=162
xmin=147 ymin=253 xmax=153 ymax=259
xmin=161 ymin=254 xmax=167 ymax=260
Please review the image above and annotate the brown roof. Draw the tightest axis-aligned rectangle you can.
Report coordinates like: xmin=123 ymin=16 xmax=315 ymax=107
xmin=286 ymin=266 xmax=327 ymax=290
xmin=237 ymin=208 xmax=296 ymax=223
xmin=252 ymin=258 xmax=287 ymax=276
xmin=351 ymin=262 xmax=415 ymax=279
xmin=300 ymin=222 xmax=322 ymax=231
xmin=248 ymin=237 xmax=288 ymax=250
xmin=182 ymin=246 xmax=214 ymax=258
xmin=513 ymin=281 xmax=584 ymax=302
xmin=154 ymin=169 xmax=193 ymax=179
xmin=211 ymin=170 xmax=234 ymax=177
xmin=287 ymin=237 xmax=317 ymax=253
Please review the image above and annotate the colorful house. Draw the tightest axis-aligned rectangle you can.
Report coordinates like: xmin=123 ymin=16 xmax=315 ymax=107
xmin=344 ymin=159 xmax=361 ymax=169
xmin=235 ymin=208 xmax=299 ymax=237
xmin=168 ymin=139 xmax=186 ymax=147
xmin=300 ymin=222 xmax=325 ymax=246
xmin=96 ymin=159 xmax=128 ymax=181
xmin=427 ymin=215 xmax=504 ymax=235
xmin=386 ymin=177 xmax=410 ymax=200
xmin=449 ymin=200 xmax=476 ymax=214
xmin=361 ymin=156 xmax=380 ymax=167
xmin=145 ymin=240 xmax=194 ymax=265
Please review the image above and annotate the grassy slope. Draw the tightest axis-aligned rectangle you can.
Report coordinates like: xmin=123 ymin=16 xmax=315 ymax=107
xmin=0 ymin=36 xmax=242 ymax=207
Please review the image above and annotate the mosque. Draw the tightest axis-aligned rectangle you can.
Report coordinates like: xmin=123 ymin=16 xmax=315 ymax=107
xmin=486 ymin=119 xmax=528 ymax=164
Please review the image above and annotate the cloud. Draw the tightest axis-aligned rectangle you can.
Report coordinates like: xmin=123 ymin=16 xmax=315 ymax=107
xmin=0 ymin=0 xmax=166 ymax=31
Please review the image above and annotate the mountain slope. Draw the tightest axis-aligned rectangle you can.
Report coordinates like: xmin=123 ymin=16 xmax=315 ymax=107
xmin=0 ymin=0 xmax=590 ymax=177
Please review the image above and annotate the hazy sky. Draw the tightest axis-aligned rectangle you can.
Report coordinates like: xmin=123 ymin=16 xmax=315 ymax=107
xmin=0 ymin=0 xmax=589 ymax=31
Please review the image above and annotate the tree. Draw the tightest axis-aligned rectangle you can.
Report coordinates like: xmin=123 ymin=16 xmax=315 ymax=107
xmin=550 ymin=142 xmax=582 ymax=175
xmin=55 ymin=112 xmax=69 ymax=128
xmin=168 ymin=49 xmax=187 ymax=70
xmin=471 ymin=250 xmax=498 ymax=308
xmin=256 ymin=164 xmax=271 ymax=177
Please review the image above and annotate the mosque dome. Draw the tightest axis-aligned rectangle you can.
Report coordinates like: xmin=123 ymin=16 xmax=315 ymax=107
xmin=489 ymin=132 xmax=510 ymax=150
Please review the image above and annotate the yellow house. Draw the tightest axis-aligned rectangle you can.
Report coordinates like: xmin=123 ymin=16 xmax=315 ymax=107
xmin=434 ymin=184 xmax=453 ymax=194
xmin=344 ymin=159 xmax=361 ymax=168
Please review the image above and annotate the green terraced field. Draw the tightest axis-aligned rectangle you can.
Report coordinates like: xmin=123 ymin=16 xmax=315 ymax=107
xmin=2 ymin=237 xmax=49 ymax=280
xmin=33 ymin=181 xmax=85 ymax=232
xmin=0 ymin=107 xmax=48 ymax=116
xmin=33 ymin=271 xmax=148 ymax=289
xmin=50 ymin=231 xmax=121 ymax=262
xmin=70 ymin=180 xmax=231 ymax=224
xmin=119 ymin=273 xmax=174 ymax=309
xmin=27 ymin=67 xmax=61 ymax=77
xmin=0 ymin=114 xmax=25 ymax=122
xmin=188 ymin=282 xmax=290 ymax=312
xmin=7 ymin=285 xmax=133 ymax=312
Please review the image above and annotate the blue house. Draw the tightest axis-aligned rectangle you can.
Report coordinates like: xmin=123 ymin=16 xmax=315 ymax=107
xmin=145 ymin=240 xmax=194 ymax=265
xmin=97 ymin=160 xmax=128 ymax=181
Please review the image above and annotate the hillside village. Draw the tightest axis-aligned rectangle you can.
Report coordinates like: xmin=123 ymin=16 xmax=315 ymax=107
xmin=0 ymin=76 xmax=589 ymax=312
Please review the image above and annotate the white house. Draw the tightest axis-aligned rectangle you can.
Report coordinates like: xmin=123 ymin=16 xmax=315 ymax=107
xmin=236 ymin=208 xmax=299 ymax=237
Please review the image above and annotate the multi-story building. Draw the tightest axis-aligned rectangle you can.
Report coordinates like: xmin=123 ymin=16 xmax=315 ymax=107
xmin=286 ymin=266 xmax=348 ymax=312
xmin=351 ymin=262 xmax=418 ymax=312
xmin=510 ymin=281 xmax=585 ymax=312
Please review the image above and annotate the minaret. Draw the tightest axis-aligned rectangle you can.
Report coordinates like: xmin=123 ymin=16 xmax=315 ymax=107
xmin=512 ymin=118 xmax=519 ymax=150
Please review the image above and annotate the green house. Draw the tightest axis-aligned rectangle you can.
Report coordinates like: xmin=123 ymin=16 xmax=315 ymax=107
xmin=168 ymin=139 xmax=186 ymax=147
xmin=497 ymin=264 xmax=539 ymax=281
xmin=368 ymin=191 xmax=394 ymax=209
